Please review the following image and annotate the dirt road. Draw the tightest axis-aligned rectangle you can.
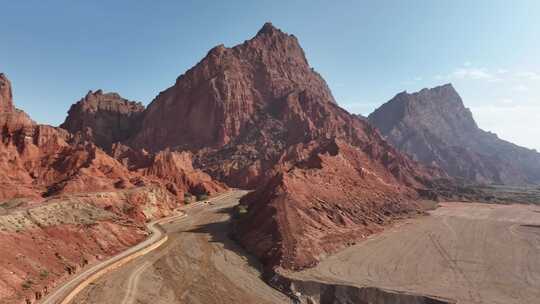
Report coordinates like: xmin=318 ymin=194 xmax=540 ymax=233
xmin=40 ymin=211 xmax=186 ymax=304
xmin=71 ymin=190 xmax=289 ymax=304
xmin=289 ymin=202 xmax=540 ymax=304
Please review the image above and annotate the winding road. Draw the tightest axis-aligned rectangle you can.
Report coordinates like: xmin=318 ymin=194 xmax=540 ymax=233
xmin=40 ymin=191 xmax=243 ymax=304
xmin=42 ymin=190 xmax=288 ymax=304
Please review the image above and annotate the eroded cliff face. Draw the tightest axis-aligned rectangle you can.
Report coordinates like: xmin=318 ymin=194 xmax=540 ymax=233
xmin=0 ymin=187 xmax=180 ymax=304
xmin=0 ymin=73 xmax=226 ymax=203
xmin=0 ymin=73 xmax=14 ymax=112
xmin=101 ymin=23 xmax=445 ymax=270
xmin=0 ymin=73 xmax=228 ymax=304
xmin=131 ymin=22 xmax=335 ymax=152
xmin=368 ymin=84 xmax=540 ymax=185
xmin=60 ymin=90 xmax=145 ymax=152
xmin=128 ymin=23 xmax=432 ymax=189
xmin=236 ymin=138 xmax=437 ymax=270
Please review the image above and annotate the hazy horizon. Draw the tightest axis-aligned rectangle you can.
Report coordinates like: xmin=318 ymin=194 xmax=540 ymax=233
xmin=1 ymin=1 xmax=538 ymax=151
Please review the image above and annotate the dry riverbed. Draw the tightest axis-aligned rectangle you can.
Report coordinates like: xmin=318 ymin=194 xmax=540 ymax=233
xmin=287 ymin=202 xmax=540 ymax=304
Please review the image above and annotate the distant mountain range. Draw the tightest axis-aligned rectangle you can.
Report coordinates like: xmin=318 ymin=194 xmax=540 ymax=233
xmin=368 ymin=84 xmax=540 ymax=185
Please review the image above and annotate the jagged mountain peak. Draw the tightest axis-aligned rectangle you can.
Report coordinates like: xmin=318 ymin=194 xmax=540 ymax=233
xmin=61 ymin=91 xmax=145 ymax=151
xmin=368 ymin=84 xmax=540 ymax=185
xmin=256 ymin=22 xmax=280 ymax=35
xmin=134 ymin=23 xmax=336 ymax=151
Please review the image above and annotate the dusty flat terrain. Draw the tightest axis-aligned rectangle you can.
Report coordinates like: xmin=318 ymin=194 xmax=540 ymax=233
xmin=71 ymin=191 xmax=289 ymax=304
xmin=289 ymin=202 xmax=540 ymax=304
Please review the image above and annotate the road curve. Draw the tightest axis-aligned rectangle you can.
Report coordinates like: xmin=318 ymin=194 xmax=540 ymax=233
xmin=70 ymin=190 xmax=289 ymax=304
xmin=40 ymin=191 xmax=234 ymax=304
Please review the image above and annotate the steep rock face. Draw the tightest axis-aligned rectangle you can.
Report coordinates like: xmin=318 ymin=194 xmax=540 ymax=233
xmin=116 ymin=23 xmax=444 ymax=269
xmin=60 ymin=90 xmax=145 ymax=152
xmin=236 ymin=139 xmax=434 ymax=270
xmin=0 ymin=73 xmax=14 ymax=112
xmin=121 ymin=23 xmax=445 ymax=270
xmin=132 ymin=22 xmax=335 ymax=152
xmin=0 ymin=187 xmax=181 ymax=304
xmin=132 ymin=23 xmax=431 ymax=189
xmin=140 ymin=150 xmax=228 ymax=198
xmin=0 ymin=74 xmax=225 ymax=202
xmin=0 ymin=80 xmax=138 ymax=200
xmin=368 ymin=84 xmax=540 ymax=185
xmin=0 ymin=74 xmax=228 ymax=303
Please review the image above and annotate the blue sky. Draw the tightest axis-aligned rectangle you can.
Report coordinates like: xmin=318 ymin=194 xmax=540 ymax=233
xmin=1 ymin=1 xmax=539 ymax=150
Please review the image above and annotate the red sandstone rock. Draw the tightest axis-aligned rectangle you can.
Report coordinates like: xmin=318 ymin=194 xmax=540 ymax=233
xmin=140 ymin=149 xmax=228 ymax=199
xmin=99 ymin=23 xmax=446 ymax=270
xmin=0 ymin=74 xmax=226 ymax=203
xmin=0 ymin=73 xmax=227 ymax=304
xmin=131 ymin=22 xmax=335 ymax=152
xmin=0 ymin=73 xmax=14 ymax=112
xmin=236 ymin=137 xmax=438 ymax=270
xmin=60 ymin=90 xmax=145 ymax=152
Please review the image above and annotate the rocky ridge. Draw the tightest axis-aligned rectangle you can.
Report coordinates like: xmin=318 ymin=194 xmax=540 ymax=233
xmin=0 ymin=73 xmax=226 ymax=304
xmin=117 ymin=23 xmax=446 ymax=270
xmin=60 ymin=90 xmax=145 ymax=152
xmin=368 ymin=84 xmax=540 ymax=185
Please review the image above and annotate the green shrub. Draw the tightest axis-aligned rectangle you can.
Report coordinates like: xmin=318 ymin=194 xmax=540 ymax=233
xmin=196 ymin=194 xmax=209 ymax=201
xmin=21 ymin=280 xmax=33 ymax=289
xmin=39 ymin=270 xmax=49 ymax=279
xmin=184 ymin=192 xmax=194 ymax=204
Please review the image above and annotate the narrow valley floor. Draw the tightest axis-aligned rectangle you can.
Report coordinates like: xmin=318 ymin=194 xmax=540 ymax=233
xmin=72 ymin=191 xmax=289 ymax=304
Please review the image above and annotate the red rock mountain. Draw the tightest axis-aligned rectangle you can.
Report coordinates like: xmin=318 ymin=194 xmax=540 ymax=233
xmin=0 ymin=75 xmax=131 ymax=200
xmin=132 ymin=23 xmax=335 ymax=152
xmin=114 ymin=23 xmax=445 ymax=269
xmin=0 ymin=74 xmax=225 ymax=202
xmin=0 ymin=73 xmax=226 ymax=303
xmin=368 ymin=84 xmax=540 ymax=185
xmin=0 ymin=73 xmax=14 ymax=111
xmin=60 ymin=90 xmax=145 ymax=152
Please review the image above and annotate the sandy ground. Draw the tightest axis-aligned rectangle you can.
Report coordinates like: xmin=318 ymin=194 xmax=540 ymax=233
xmin=71 ymin=191 xmax=289 ymax=304
xmin=289 ymin=202 xmax=540 ymax=304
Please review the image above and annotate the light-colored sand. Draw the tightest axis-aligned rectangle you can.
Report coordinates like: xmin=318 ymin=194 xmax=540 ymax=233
xmin=289 ymin=202 xmax=540 ymax=304
xmin=71 ymin=191 xmax=289 ymax=304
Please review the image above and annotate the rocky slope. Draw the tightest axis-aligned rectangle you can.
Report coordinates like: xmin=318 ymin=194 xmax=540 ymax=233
xmin=122 ymin=23 xmax=445 ymax=270
xmin=60 ymin=90 xmax=145 ymax=152
xmin=0 ymin=73 xmax=226 ymax=303
xmin=0 ymin=73 xmax=225 ymax=202
xmin=0 ymin=187 xmax=180 ymax=304
xmin=129 ymin=23 xmax=340 ymax=187
xmin=235 ymin=138 xmax=438 ymax=270
xmin=368 ymin=84 xmax=540 ymax=185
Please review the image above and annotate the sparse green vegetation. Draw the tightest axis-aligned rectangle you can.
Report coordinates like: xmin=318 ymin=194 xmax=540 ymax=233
xmin=39 ymin=270 xmax=49 ymax=279
xmin=21 ymin=279 xmax=33 ymax=289
xmin=196 ymin=194 xmax=209 ymax=201
xmin=184 ymin=192 xmax=194 ymax=204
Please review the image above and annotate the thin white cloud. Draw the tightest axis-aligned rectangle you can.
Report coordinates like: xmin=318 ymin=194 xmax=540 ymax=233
xmin=450 ymin=67 xmax=499 ymax=81
xmin=426 ymin=64 xmax=540 ymax=151
xmin=516 ymin=71 xmax=540 ymax=81
xmin=512 ymin=84 xmax=529 ymax=92
xmin=435 ymin=67 xmax=503 ymax=82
